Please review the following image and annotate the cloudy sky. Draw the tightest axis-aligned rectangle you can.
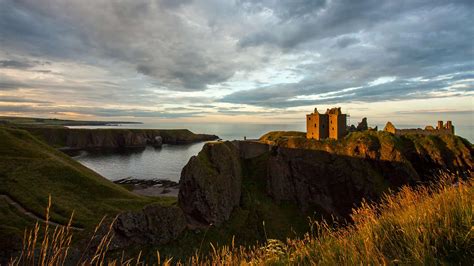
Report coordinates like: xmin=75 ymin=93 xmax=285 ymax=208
xmin=0 ymin=0 xmax=472 ymax=127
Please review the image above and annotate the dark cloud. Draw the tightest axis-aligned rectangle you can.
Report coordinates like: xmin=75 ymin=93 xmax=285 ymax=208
xmin=0 ymin=0 xmax=472 ymax=114
xmin=238 ymin=0 xmax=473 ymax=49
xmin=0 ymin=76 xmax=32 ymax=90
xmin=0 ymin=60 xmax=33 ymax=69
xmin=395 ymin=109 xmax=474 ymax=115
xmin=334 ymin=36 xmax=360 ymax=49
xmin=239 ymin=0 xmax=327 ymax=20
xmin=0 ymin=96 xmax=51 ymax=103
xmin=221 ymin=72 xmax=473 ymax=108
xmin=0 ymin=104 xmax=204 ymax=118
xmin=160 ymin=0 xmax=193 ymax=9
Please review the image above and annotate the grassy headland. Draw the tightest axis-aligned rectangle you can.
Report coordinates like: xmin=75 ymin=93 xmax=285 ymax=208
xmin=260 ymin=130 xmax=472 ymax=175
xmin=0 ymin=126 xmax=175 ymax=241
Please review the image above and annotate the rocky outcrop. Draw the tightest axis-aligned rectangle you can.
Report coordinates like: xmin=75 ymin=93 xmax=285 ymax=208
xmin=178 ymin=141 xmax=242 ymax=226
xmin=110 ymin=204 xmax=186 ymax=249
xmin=20 ymin=126 xmax=218 ymax=151
xmin=356 ymin=117 xmax=368 ymax=131
xmin=152 ymin=136 xmax=163 ymax=148
xmin=384 ymin=122 xmax=397 ymax=134
xmin=190 ymin=132 xmax=471 ymax=220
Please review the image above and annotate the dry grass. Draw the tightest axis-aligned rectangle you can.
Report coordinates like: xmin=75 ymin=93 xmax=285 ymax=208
xmin=9 ymin=196 xmax=73 ymax=266
xmin=9 ymin=176 xmax=473 ymax=265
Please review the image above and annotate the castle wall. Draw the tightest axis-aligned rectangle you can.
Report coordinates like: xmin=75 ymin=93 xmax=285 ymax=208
xmin=384 ymin=120 xmax=455 ymax=137
xmin=306 ymin=113 xmax=328 ymax=140
xmin=329 ymin=114 xmax=347 ymax=140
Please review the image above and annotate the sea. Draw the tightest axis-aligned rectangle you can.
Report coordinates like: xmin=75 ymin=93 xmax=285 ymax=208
xmin=72 ymin=123 xmax=473 ymax=182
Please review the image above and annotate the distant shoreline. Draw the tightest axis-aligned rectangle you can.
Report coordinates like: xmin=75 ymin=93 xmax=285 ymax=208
xmin=0 ymin=116 xmax=143 ymax=127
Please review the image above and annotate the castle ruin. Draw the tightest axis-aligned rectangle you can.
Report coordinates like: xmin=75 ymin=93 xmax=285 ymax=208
xmin=384 ymin=120 xmax=455 ymax=136
xmin=306 ymin=107 xmax=347 ymax=140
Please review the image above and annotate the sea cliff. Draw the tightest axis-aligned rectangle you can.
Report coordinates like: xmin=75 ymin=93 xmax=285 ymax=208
xmin=19 ymin=126 xmax=218 ymax=151
xmin=178 ymin=131 xmax=472 ymax=226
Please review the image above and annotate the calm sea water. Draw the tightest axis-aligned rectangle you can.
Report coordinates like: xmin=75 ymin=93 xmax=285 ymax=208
xmin=72 ymin=123 xmax=473 ymax=182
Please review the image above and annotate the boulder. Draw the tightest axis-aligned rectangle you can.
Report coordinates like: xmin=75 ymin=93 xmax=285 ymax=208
xmin=152 ymin=136 xmax=163 ymax=147
xmin=110 ymin=204 xmax=186 ymax=249
xmin=178 ymin=141 xmax=242 ymax=226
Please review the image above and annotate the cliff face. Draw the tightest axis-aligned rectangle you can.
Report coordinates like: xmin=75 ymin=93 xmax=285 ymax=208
xmin=178 ymin=141 xmax=242 ymax=226
xmin=265 ymin=147 xmax=412 ymax=217
xmin=20 ymin=126 xmax=218 ymax=151
xmin=178 ymin=132 xmax=473 ymax=224
xmin=110 ymin=204 xmax=186 ymax=249
xmin=261 ymin=131 xmax=472 ymax=180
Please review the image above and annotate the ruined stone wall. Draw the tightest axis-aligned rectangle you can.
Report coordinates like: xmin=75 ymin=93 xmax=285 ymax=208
xmin=384 ymin=121 xmax=455 ymax=137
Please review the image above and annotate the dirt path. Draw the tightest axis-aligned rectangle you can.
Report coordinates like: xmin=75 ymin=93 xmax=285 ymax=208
xmin=0 ymin=194 xmax=83 ymax=231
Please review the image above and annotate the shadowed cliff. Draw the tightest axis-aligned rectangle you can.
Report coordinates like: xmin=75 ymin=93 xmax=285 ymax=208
xmin=18 ymin=126 xmax=218 ymax=151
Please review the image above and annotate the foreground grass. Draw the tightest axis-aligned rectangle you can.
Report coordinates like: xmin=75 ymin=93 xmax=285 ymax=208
xmin=276 ymin=178 xmax=473 ymax=265
xmin=193 ymin=177 xmax=473 ymax=265
xmin=10 ymin=177 xmax=473 ymax=265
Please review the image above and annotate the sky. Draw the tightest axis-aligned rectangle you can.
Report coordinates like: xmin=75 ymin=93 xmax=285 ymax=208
xmin=0 ymin=0 xmax=473 ymax=128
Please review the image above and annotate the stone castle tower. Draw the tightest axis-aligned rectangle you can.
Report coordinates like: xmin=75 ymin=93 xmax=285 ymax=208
xmin=306 ymin=107 xmax=347 ymax=140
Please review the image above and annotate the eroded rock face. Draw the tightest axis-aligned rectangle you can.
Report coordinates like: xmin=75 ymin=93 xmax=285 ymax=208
xmin=178 ymin=141 xmax=242 ymax=226
xmin=254 ymin=132 xmax=473 ymax=217
xmin=110 ymin=204 xmax=186 ymax=249
xmin=266 ymin=146 xmax=416 ymax=217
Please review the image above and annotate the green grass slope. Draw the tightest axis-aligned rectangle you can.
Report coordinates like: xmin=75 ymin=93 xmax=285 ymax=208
xmin=0 ymin=126 xmax=174 ymax=235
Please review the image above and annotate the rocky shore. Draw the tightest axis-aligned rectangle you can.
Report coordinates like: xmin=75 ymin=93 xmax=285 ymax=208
xmin=114 ymin=177 xmax=180 ymax=197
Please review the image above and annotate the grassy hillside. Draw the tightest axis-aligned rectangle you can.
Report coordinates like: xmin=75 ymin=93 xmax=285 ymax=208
xmin=0 ymin=126 xmax=174 ymax=238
